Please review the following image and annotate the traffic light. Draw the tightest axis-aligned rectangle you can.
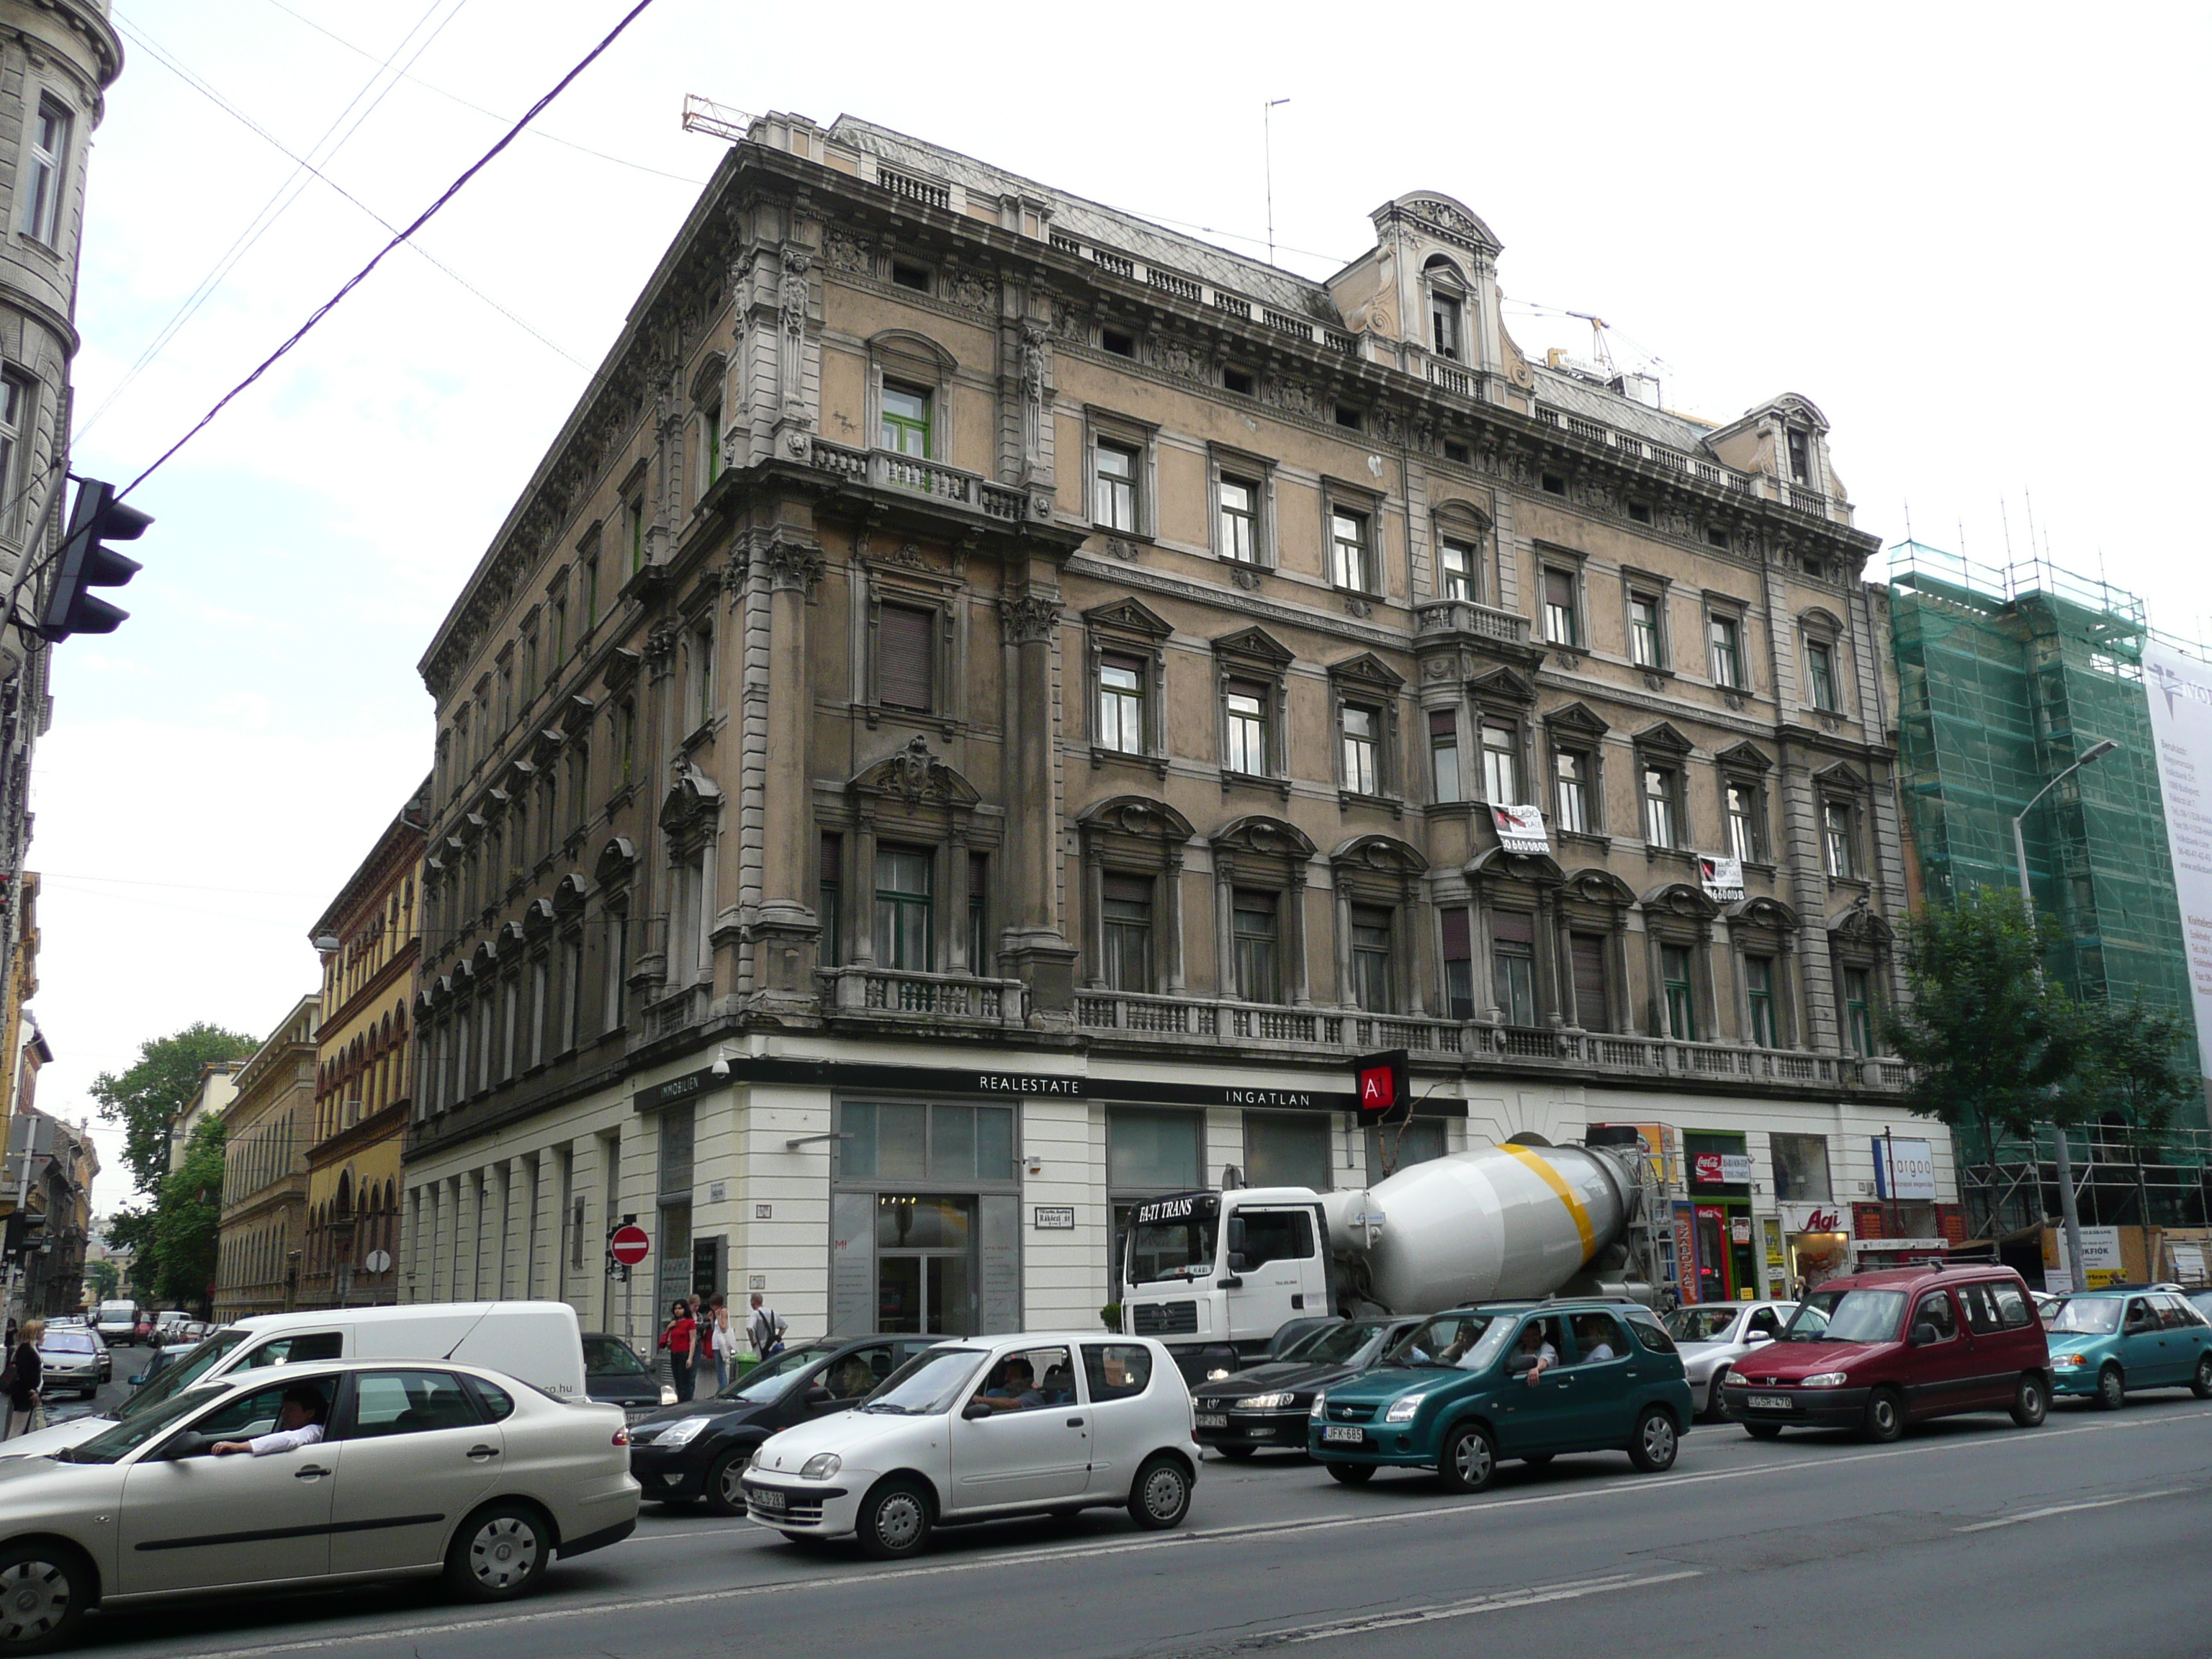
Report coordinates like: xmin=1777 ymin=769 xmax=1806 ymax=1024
xmin=38 ymin=477 xmax=149 ymax=642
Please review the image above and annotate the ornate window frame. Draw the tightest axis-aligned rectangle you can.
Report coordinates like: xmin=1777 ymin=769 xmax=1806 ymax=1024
xmin=1701 ymin=589 xmax=1753 ymax=698
xmin=1827 ymin=901 xmax=1894 ymax=1057
xmin=858 ymin=552 xmax=966 ymax=737
xmin=1465 ymin=844 xmax=1566 ymax=1029
xmin=1208 ymin=441 xmax=1276 ymax=577
xmin=1329 ymin=834 xmax=1428 ymax=1015
xmin=1212 ymin=625 xmax=1295 ymax=798
xmin=818 ymin=737 xmax=997 ymax=984
xmin=1328 ymin=652 xmax=1406 ymax=812
xmin=1083 ymin=597 xmax=1172 ymax=778
xmin=1321 ymin=477 xmax=1384 ymax=601
xmin=1084 ymin=404 xmax=1159 ymax=544
xmin=1534 ymin=544 xmax=1587 ymax=655
xmin=1210 ymin=814 xmax=1318 ymax=1006
xmin=1640 ymin=880 xmax=1722 ymax=1043
xmin=1469 ymin=666 xmax=1537 ymax=813
xmin=1620 ymin=566 xmax=1674 ymax=677
xmin=1075 ymin=796 xmax=1195 ymax=995
xmin=866 ymin=329 xmax=958 ymax=462
xmin=1799 ymin=605 xmax=1848 ymax=717
xmin=1815 ymin=760 xmax=1870 ymax=890
xmin=1430 ymin=498 xmax=1493 ymax=606
xmin=1632 ymin=721 xmax=1695 ymax=860
xmin=1716 ymin=741 xmax=1775 ymax=868
xmin=1727 ymin=894 xmax=1802 ymax=1050
xmin=1543 ymin=701 xmax=1610 ymax=846
xmin=1556 ymin=866 xmax=1636 ymax=1034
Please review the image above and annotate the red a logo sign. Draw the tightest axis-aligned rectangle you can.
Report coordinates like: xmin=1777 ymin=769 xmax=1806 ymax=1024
xmin=1359 ymin=1067 xmax=1395 ymax=1110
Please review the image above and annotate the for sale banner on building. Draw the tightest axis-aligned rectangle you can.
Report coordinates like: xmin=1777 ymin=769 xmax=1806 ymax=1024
xmin=2142 ymin=642 xmax=2212 ymax=1075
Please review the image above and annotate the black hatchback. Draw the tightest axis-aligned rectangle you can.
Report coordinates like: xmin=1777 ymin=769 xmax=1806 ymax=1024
xmin=1192 ymin=1316 xmax=1423 ymax=1459
xmin=626 ymin=1335 xmax=940 ymax=1514
xmin=583 ymin=1332 xmax=669 ymax=1419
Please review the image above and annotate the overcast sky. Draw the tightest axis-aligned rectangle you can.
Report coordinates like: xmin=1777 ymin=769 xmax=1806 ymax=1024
xmin=40 ymin=0 xmax=2211 ymax=1215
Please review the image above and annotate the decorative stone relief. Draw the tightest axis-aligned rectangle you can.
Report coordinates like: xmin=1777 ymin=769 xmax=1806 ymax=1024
xmin=999 ymin=592 xmax=1064 ymax=644
xmin=823 ymin=226 xmax=875 ymax=276
xmin=762 ymin=536 xmax=826 ymax=597
xmin=1105 ymin=536 xmax=1140 ymax=562
xmin=1230 ymin=566 xmax=1262 ymax=592
xmin=642 ymin=619 xmax=681 ymax=675
xmin=1343 ymin=595 xmax=1374 ymax=619
xmin=945 ymin=269 xmax=996 ymax=312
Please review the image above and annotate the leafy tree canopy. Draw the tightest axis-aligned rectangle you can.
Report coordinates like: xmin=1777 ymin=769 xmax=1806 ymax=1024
xmin=91 ymin=1022 xmax=258 ymax=1199
xmin=83 ymin=1259 xmax=120 ymax=1303
xmin=148 ymin=1118 xmax=228 ymax=1313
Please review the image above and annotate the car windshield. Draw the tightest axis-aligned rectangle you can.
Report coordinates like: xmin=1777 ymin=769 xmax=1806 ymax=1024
xmin=1781 ymin=1290 xmax=1845 ymax=1340
xmin=860 ymin=1346 xmax=986 ymax=1415
xmin=1391 ymin=1313 xmax=1509 ymax=1371
xmin=2047 ymin=1298 xmax=2122 ymax=1335
xmin=1663 ymin=1308 xmax=1742 ymax=1343
xmin=1128 ymin=1216 xmax=1218 ymax=1284
xmin=41 ymin=1332 xmax=98 ymax=1354
xmin=717 ymin=1343 xmax=832 ymax=1403
xmin=108 ymin=1330 xmax=245 ymax=1421
xmin=1284 ymin=1321 xmax=1390 ymax=1367
xmin=59 ymin=1385 xmax=227 ymax=1465
xmin=583 ymin=1337 xmax=649 ymax=1376
xmin=1813 ymin=1289 xmax=1907 ymax=1344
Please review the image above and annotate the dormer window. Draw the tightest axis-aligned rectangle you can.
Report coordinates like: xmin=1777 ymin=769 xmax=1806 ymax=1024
xmin=1431 ymin=291 xmax=1462 ymax=361
xmin=1786 ymin=428 xmax=1812 ymax=484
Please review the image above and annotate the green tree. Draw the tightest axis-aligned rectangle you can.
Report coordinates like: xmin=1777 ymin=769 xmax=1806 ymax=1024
xmin=104 ymin=1207 xmax=163 ymax=1303
xmin=83 ymin=1259 xmax=120 ymax=1303
xmin=149 ymin=1118 xmax=228 ymax=1313
xmin=2071 ymin=1000 xmax=2195 ymax=1139
xmin=91 ymin=1022 xmax=258 ymax=1199
xmin=1885 ymin=886 xmax=2085 ymax=1146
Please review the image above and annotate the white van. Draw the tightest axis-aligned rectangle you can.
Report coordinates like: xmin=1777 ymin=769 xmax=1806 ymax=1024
xmin=94 ymin=1300 xmax=140 ymax=1346
xmin=0 ymin=1300 xmax=587 ymax=1460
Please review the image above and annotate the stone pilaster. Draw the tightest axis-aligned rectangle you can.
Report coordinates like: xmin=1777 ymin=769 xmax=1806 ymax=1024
xmin=999 ymin=582 xmax=1076 ymax=1010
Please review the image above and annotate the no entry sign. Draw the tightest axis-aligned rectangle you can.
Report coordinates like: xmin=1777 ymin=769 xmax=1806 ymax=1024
xmin=608 ymin=1224 xmax=651 ymax=1267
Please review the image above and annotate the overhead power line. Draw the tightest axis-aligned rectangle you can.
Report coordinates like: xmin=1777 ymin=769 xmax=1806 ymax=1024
xmin=116 ymin=0 xmax=662 ymax=502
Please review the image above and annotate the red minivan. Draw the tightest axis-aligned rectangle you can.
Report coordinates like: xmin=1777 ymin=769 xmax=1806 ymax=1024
xmin=1719 ymin=1264 xmax=2050 ymax=1442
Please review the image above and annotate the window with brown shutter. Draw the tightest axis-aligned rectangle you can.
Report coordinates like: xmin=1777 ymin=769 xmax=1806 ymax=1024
xmin=1570 ymin=934 xmax=1610 ymax=1033
xmin=1490 ymin=909 xmax=1535 ymax=945
xmin=878 ymin=604 xmax=935 ymax=711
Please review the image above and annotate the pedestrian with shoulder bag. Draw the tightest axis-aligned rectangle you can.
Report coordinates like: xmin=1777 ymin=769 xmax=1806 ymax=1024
xmin=3 ymin=1319 xmax=45 ymax=1441
xmin=747 ymin=1292 xmax=786 ymax=1359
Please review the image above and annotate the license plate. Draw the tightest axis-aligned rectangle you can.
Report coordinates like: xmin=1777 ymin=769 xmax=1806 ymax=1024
xmin=1196 ymin=1413 xmax=1228 ymax=1429
xmin=750 ymin=1487 xmax=786 ymax=1511
xmin=1323 ymin=1424 xmax=1365 ymax=1444
xmin=1747 ymin=1395 xmax=1791 ymax=1411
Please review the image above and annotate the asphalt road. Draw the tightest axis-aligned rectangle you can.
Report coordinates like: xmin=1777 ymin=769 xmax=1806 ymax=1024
xmin=50 ymin=1390 xmax=2212 ymax=1659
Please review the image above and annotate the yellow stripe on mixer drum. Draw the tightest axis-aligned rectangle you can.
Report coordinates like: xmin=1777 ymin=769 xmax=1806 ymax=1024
xmin=1502 ymin=1143 xmax=1596 ymax=1259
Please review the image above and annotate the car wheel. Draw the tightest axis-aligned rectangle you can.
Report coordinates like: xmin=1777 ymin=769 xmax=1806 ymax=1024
xmin=1128 ymin=1455 xmax=1192 ymax=1530
xmin=2193 ymin=1354 xmax=2212 ymax=1401
xmin=0 ymin=1543 xmax=88 ymax=1655
xmin=2096 ymin=1363 xmax=2125 ymax=1411
xmin=444 ymin=1503 xmax=550 ymax=1602
xmin=1628 ymin=1407 xmax=1679 ymax=1473
xmin=1743 ymin=1421 xmax=1783 ymax=1441
xmin=1435 ymin=1421 xmax=1498 ymax=1495
xmin=855 ymin=1478 xmax=933 ymax=1560
xmin=1863 ymin=1387 xmax=1905 ymax=1443
xmin=1325 ymin=1460 xmax=1375 ymax=1485
xmin=2010 ymin=1372 xmax=2048 ymax=1428
xmin=1217 ymin=1444 xmax=1256 ymax=1461
xmin=704 ymin=1449 xmax=750 ymax=1517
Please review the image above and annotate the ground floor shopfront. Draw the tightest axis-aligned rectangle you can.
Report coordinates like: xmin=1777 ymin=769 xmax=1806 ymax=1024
xmin=397 ymin=1038 xmax=1961 ymax=1343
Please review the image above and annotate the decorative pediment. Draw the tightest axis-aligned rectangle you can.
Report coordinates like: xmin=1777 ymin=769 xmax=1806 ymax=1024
xmin=1210 ymin=814 xmax=1317 ymax=860
xmin=1814 ymin=760 xmax=1869 ymax=792
xmin=1086 ymin=597 xmax=1172 ymax=641
xmin=1372 ymin=191 xmax=1502 ymax=256
xmin=529 ymin=728 xmax=566 ymax=766
xmin=559 ymin=693 xmax=597 ymax=737
xmin=594 ymin=835 xmax=639 ymax=887
xmin=601 ymin=647 xmax=642 ymax=694
xmin=1633 ymin=721 xmax=1694 ymax=757
xmin=851 ymin=736 xmax=981 ymax=807
xmin=1470 ymin=665 xmax=1537 ymax=705
xmin=1211 ymin=625 xmax=1295 ymax=667
xmin=521 ymin=897 xmax=557 ymax=938
xmin=498 ymin=920 xmax=526 ymax=949
xmin=1717 ymin=741 xmax=1773 ymax=775
xmin=1731 ymin=895 xmax=1800 ymax=932
xmin=1328 ymin=652 xmax=1406 ymax=692
xmin=1562 ymin=867 xmax=1637 ymax=907
xmin=469 ymin=939 xmax=501 ymax=971
xmin=552 ymin=873 xmax=588 ymax=915
xmin=688 ymin=349 xmax=727 ymax=403
xmin=1830 ymin=899 xmax=1894 ymax=945
xmin=1467 ymin=844 xmax=1564 ymax=884
xmin=1642 ymin=880 xmax=1719 ymax=921
xmin=1544 ymin=701 xmax=1610 ymax=737
xmin=1432 ymin=496 xmax=1493 ymax=534
xmin=1077 ymin=795 xmax=1195 ymax=843
xmin=1798 ymin=606 xmax=1845 ymax=636
xmin=1332 ymin=833 xmax=1428 ymax=876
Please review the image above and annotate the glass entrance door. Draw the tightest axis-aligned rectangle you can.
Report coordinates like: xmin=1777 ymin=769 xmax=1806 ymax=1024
xmin=875 ymin=1194 xmax=977 ymax=1336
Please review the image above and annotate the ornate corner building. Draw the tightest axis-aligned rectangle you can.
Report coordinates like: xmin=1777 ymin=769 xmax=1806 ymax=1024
xmin=401 ymin=114 xmax=1937 ymax=1341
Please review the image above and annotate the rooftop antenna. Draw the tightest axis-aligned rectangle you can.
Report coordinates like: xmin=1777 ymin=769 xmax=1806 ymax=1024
xmin=1263 ymin=99 xmax=1290 ymax=264
xmin=2024 ymin=488 xmax=2041 ymax=575
xmin=2000 ymin=498 xmax=2015 ymax=562
xmin=1902 ymin=498 xmax=1914 ymax=541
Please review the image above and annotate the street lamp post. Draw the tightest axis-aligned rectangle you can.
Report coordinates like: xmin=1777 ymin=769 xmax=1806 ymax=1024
xmin=2011 ymin=737 xmax=2118 ymax=1292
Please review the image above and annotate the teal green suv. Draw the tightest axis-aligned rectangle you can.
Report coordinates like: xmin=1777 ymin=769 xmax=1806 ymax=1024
xmin=1308 ymin=1300 xmax=1694 ymax=1493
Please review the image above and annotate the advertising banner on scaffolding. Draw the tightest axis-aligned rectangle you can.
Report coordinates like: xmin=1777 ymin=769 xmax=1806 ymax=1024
xmin=2141 ymin=642 xmax=2212 ymax=1074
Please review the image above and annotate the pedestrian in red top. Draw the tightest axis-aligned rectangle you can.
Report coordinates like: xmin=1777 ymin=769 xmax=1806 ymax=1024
xmin=657 ymin=1300 xmax=698 ymax=1403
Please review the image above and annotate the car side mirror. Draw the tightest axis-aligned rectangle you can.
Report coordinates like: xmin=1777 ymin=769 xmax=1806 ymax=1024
xmin=1226 ymin=1217 xmax=1246 ymax=1255
xmin=1908 ymin=1323 xmax=1938 ymax=1347
xmin=162 ymin=1431 xmax=212 ymax=1460
xmin=1746 ymin=1330 xmax=1774 ymax=1344
xmin=803 ymin=1385 xmax=832 ymax=1406
xmin=1506 ymin=1353 xmax=1538 ymax=1375
xmin=1227 ymin=1254 xmax=1249 ymax=1273
xmin=961 ymin=1400 xmax=994 ymax=1421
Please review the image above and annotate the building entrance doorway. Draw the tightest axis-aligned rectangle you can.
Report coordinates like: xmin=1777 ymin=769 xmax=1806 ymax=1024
xmin=875 ymin=1194 xmax=977 ymax=1335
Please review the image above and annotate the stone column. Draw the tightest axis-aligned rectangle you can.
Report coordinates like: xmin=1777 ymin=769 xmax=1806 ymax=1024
xmin=1555 ymin=904 xmax=1581 ymax=1029
xmin=850 ymin=811 xmax=878 ymax=967
xmin=1537 ymin=888 xmax=1565 ymax=1027
xmin=752 ymin=532 xmax=826 ymax=1007
xmin=1215 ymin=858 xmax=1237 ymax=997
xmin=1164 ymin=850 xmax=1188 ymax=995
xmin=1287 ymin=863 xmax=1313 ymax=1007
xmin=1081 ymin=843 xmax=1106 ymax=989
xmin=999 ymin=583 xmax=1077 ymax=1010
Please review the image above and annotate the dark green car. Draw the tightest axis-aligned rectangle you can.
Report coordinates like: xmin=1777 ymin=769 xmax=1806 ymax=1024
xmin=1307 ymin=1300 xmax=1694 ymax=1493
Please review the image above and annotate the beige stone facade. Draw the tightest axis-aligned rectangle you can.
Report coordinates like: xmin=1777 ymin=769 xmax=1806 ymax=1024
xmin=400 ymin=114 xmax=1926 ymax=1343
xmin=212 ymin=995 xmax=318 ymax=1321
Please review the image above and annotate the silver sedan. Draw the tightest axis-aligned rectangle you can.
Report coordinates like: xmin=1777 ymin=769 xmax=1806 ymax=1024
xmin=1663 ymin=1300 xmax=1812 ymax=1419
xmin=31 ymin=1332 xmax=104 ymax=1403
xmin=0 ymin=1357 xmax=639 ymax=1654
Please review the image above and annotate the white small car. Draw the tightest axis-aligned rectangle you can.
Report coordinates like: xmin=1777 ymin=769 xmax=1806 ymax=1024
xmin=1663 ymin=1300 xmax=1812 ymax=1419
xmin=0 ymin=1357 xmax=639 ymax=1653
xmin=740 ymin=1332 xmax=1199 ymax=1557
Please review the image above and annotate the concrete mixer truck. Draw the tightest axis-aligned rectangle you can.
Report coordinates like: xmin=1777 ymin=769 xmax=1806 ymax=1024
xmin=1121 ymin=1130 xmax=1664 ymax=1383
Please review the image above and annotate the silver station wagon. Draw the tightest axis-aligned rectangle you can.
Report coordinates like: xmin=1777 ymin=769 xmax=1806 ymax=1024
xmin=0 ymin=1357 xmax=639 ymax=1653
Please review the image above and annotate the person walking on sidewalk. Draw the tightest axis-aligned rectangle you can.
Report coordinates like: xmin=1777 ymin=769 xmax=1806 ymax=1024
xmin=2 ymin=1319 xmax=45 ymax=1441
xmin=701 ymin=1294 xmax=735 ymax=1392
xmin=657 ymin=1300 xmax=698 ymax=1403
xmin=747 ymin=1292 xmax=786 ymax=1360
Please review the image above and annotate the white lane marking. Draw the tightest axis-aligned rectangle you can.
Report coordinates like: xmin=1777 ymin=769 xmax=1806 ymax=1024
xmin=1262 ymin=1570 xmax=1704 ymax=1645
xmin=150 ymin=1406 xmax=2212 ymax=1659
xmin=1954 ymin=1488 xmax=2185 ymax=1533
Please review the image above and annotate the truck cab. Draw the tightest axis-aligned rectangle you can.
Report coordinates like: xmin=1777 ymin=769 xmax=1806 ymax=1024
xmin=1123 ymin=1189 xmax=1336 ymax=1382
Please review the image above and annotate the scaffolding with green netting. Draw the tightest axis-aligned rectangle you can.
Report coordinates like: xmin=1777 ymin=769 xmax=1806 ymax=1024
xmin=1889 ymin=541 xmax=2210 ymax=1169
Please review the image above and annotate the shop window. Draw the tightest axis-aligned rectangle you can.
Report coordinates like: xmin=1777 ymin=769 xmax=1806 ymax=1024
xmin=1745 ymin=955 xmax=1779 ymax=1047
xmin=1365 ymin=1118 xmax=1446 ymax=1182
xmin=1442 ymin=906 xmax=1475 ymax=1019
xmin=1102 ymin=874 xmax=1154 ymax=992
xmin=1106 ymin=1107 xmax=1202 ymax=1190
xmin=1429 ymin=709 xmax=1462 ymax=803
xmin=1761 ymin=1141 xmax=1831 ymax=1203
xmin=1232 ymin=889 xmax=1281 ymax=1002
xmin=1350 ymin=905 xmax=1395 ymax=1013
xmin=1662 ymin=943 xmax=1697 ymax=1040
xmin=1243 ymin=1112 xmax=1332 ymax=1190
xmin=841 ymin=1102 xmax=1015 ymax=1184
xmin=874 ymin=847 xmax=934 ymax=970
xmin=1492 ymin=909 xmax=1538 ymax=1026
